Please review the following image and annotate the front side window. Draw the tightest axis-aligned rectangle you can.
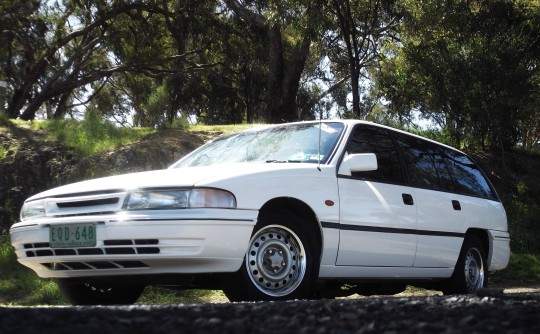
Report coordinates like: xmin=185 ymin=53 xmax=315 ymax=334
xmin=171 ymin=122 xmax=345 ymax=168
xmin=344 ymin=125 xmax=404 ymax=183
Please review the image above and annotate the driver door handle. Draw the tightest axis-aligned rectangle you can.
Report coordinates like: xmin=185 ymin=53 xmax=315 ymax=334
xmin=402 ymin=193 xmax=414 ymax=206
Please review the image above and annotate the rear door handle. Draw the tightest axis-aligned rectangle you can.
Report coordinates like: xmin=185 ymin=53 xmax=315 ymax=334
xmin=452 ymin=200 xmax=461 ymax=211
xmin=402 ymin=193 xmax=414 ymax=206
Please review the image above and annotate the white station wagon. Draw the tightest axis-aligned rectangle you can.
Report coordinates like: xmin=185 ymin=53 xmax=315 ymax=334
xmin=10 ymin=120 xmax=510 ymax=304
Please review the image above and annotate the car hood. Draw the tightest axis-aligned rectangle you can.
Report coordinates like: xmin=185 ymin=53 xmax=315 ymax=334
xmin=25 ymin=163 xmax=322 ymax=202
xmin=26 ymin=166 xmax=227 ymax=201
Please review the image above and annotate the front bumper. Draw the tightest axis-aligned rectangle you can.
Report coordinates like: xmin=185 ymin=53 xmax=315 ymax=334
xmin=10 ymin=208 xmax=257 ymax=278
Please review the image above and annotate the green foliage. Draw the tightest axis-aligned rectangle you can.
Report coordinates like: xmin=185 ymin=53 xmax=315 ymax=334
xmin=188 ymin=123 xmax=263 ymax=134
xmin=137 ymin=84 xmax=182 ymax=129
xmin=0 ymin=236 xmax=66 ymax=305
xmin=517 ymin=181 xmax=529 ymax=197
xmin=0 ymin=235 xmax=225 ymax=305
xmin=491 ymin=253 xmax=540 ymax=285
xmin=323 ymin=0 xmax=400 ymax=118
xmin=374 ymin=0 xmax=540 ymax=151
xmin=1 ymin=0 xmax=539 ymax=148
xmin=1 ymin=230 xmax=538 ymax=305
xmin=137 ymin=288 xmax=227 ymax=304
xmin=504 ymin=200 xmax=540 ymax=254
xmin=34 ymin=114 xmax=155 ymax=157
xmin=0 ymin=111 xmax=9 ymax=125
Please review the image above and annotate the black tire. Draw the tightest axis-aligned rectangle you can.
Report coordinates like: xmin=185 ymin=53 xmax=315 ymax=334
xmin=443 ymin=236 xmax=487 ymax=295
xmin=57 ymin=279 xmax=145 ymax=305
xmin=223 ymin=213 xmax=320 ymax=302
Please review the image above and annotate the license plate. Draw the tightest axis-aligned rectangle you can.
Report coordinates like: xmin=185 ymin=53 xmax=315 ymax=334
xmin=50 ymin=223 xmax=96 ymax=248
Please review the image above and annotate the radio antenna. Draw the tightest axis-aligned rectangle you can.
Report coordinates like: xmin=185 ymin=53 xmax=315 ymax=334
xmin=317 ymin=111 xmax=322 ymax=171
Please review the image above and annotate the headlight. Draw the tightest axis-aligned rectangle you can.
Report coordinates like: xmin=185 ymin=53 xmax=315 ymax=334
xmin=124 ymin=188 xmax=236 ymax=210
xmin=21 ymin=200 xmax=46 ymax=221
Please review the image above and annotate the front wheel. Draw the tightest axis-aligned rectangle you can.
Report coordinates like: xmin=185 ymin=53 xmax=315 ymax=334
xmin=57 ymin=279 xmax=145 ymax=305
xmin=443 ymin=236 xmax=487 ymax=295
xmin=224 ymin=214 xmax=319 ymax=301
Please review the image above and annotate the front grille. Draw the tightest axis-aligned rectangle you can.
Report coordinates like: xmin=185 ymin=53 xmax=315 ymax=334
xmin=23 ymin=239 xmax=160 ymax=257
xmin=41 ymin=261 xmax=148 ymax=271
xmin=53 ymin=211 xmax=116 ymax=218
xmin=56 ymin=197 xmax=119 ymax=208
xmin=41 ymin=191 xmax=126 ymax=217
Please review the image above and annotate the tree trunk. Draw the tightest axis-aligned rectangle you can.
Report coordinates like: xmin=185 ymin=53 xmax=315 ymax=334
xmin=243 ymin=67 xmax=254 ymax=123
xmin=224 ymin=0 xmax=311 ymax=124
xmin=163 ymin=0 xmax=189 ymax=125
xmin=267 ymin=26 xmax=285 ymax=123
xmin=278 ymin=36 xmax=311 ymax=123
xmin=53 ymin=92 xmax=71 ymax=119
xmin=6 ymin=89 xmax=28 ymax=119
xmin=350 ymin=68 xmax=361 ymax=118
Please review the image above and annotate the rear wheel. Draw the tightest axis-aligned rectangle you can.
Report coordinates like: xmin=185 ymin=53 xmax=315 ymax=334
xmin=224 ymin=213 xmax=319 ymax=301
xmin=443 ymin=236 xmax=487 ymax=295
xmin=57 ymin=279 xmax=144 ymax=305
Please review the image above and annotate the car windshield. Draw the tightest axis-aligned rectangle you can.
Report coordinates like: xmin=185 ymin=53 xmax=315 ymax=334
xmin=171 ymin=122 xmax=345 ymax=168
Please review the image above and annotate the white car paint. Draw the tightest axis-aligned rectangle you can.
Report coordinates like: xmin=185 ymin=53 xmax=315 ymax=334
xmin=10 ymin=120 xmax=510 ymax=293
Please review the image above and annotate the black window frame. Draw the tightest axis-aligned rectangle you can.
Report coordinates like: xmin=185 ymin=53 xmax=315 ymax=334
xmin=439 ymin=149 xmax=498 ymax=201
xmin=393 ymin=133 xmax=444 ymax=190
xmin=339 ymin=124 xmax=406 ymax=185
xmin=338 ymin=123 xmax=500 ymax=202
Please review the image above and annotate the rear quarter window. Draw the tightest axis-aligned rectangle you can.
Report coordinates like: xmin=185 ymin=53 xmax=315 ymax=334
xmin=444 ymin=151 xmax=496 ymax=200
xmin=394 ymin=131 xmax=497 ymax=200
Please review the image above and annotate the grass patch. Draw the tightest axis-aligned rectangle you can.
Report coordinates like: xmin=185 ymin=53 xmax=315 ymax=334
xmin=188 ymin=123 xmax=265 ymax=134
xmin=0 ymin=231 xmax=538 ymax=305
xmin=31 ymin=118 xmax=261 ymax=158
xmin=137 ymin=288 xmax=227 ymax=304
xmin=0 ymin=236 xmax=226 ymax=305
xmin=0 ymin=145 xmax=6 ymax=160
xmin=0 ymin=111 xmax=9 ymax=127
xmin=504 ymin=199 xmax=540 ymax=254
xmin=491 ymin=253 xmax=540 ymax=286
xmin=33 ymin=114 xmax=155 ymax=157
xmin=0 ymin=236 xmax=65 ymax=305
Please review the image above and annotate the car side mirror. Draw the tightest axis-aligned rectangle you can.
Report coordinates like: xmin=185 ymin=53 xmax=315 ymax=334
xmin=338 ymin=153 xmax=378 ymax=176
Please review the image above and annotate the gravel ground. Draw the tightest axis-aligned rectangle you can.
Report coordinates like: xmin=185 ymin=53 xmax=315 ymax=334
xmin=1 ymin=289 xmax=539 ymax=334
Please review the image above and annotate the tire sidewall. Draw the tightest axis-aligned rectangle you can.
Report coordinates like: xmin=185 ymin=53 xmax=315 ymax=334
xmin=445 ymin=236 xmax=487 ymax=294
xmin=225 ymin=213 xmax=320 ymax=301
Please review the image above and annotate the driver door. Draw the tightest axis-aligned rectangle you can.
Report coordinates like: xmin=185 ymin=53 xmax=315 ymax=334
xmin=336 ymin=124 xmax=418 ymax=267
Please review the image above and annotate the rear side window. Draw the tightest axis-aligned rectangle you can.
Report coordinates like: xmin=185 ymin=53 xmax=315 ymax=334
xmin=395 ymin=131 xmax=496 ymax=199
xmin=394 ymin=134 xmax=442 ymax=189
xmin=344 ymin=125 xmax=404 ymax=183
xmin=443 ymin=151 xmax=496 ymax=200
xmin=431 ymin=151 xmax=456 ymax=192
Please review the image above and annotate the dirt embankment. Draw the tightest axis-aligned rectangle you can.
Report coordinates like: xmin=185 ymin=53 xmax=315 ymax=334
xmin=0 ymin=123 xmax=217 ymax=234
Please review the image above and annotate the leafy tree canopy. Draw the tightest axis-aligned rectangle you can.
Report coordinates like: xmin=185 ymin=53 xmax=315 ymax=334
xmin=373 ymin=0 xmax=540 ymax=150
xmin=0 ymin=0 xmax=538 ymax=151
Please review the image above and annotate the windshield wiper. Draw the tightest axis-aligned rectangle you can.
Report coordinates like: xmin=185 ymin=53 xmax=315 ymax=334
xmin=265 ymin=159 xmax=302 ymax=163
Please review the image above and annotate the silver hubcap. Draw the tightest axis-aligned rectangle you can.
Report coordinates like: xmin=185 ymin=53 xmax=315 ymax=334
xmin=464 ymin=247 xmax=484 ymax=293
xmin=246 ymin=225 xmax=306 ymax=297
